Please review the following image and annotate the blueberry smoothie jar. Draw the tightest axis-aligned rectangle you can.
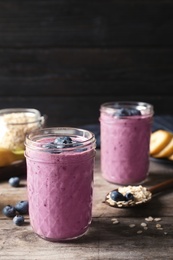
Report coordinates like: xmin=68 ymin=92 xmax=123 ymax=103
xmin=100 ymin=101 xmax=154 ymax=185
xmin=25 ymin=127 xmax=96 ymax=241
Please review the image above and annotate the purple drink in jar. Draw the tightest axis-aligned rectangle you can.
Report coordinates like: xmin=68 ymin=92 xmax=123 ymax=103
xmin=25 ymin=127 xmax=96 ymax=241
xmin=99 ymin=101 xmax=154 ymax=185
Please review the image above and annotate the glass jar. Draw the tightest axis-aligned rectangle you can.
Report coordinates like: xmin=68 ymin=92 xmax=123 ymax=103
xmin=0 ymin=108 xmax=46 ymax=178
xmin=0 ymin=108 xmax=46 ymax=151
xmin=99 ymin=101 xmax=154 ymax=185
xmin=25 ymin=127 xmax=96 ymax=241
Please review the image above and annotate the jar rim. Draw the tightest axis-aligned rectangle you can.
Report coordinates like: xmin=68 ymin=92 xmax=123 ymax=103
xmin=100 ymin=101 xmax=154 ymax=116
xmin=25 ymin=127 xmax=96 ymax=152
xmin=0 ymin=108 xmax=43 ymax=125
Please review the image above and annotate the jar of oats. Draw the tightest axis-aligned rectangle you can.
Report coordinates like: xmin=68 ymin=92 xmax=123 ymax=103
xmin=0 ymin=108 xmax=46 ymax=151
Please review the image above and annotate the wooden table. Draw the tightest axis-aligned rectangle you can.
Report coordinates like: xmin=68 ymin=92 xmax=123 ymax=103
xmin=0 ymin=150 xmax=173 ymax=260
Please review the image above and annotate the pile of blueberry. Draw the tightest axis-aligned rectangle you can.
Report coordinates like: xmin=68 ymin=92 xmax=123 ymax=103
xmin=2 ymin=176 xmax=28 ymax=226
xmin=43 ymin=136 xmax=86 ymax=152
xmin=114 ymin=107 xmax=141 ymax=117
xmin=110 ymin=190 xmax=134 ymax=202
xmin=2 ymin=200 xmax=28 ymax=226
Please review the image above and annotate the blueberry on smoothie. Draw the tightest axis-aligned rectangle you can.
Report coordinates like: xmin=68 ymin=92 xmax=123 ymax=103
xmin=43 ymin=142 xmax=57 ymax=149
xmin=43 ymin=136 xmax=82 ymax=152
xmin=110 ymin=190 xmax=125 ymax=202
xmin=114 ymin=108 xmax=131 ymax=117
xmin=62 ymin=136 xmax=73 ymax=144
xmin=54 ymin=136 xmax=73 ymax=148
xmin=129 ymin=108 xmax=141 ymax=116
xmin=42 ymin=136 xmax=75 ymax=153
xmin=114 ymin=107 xmax=141 ymax=117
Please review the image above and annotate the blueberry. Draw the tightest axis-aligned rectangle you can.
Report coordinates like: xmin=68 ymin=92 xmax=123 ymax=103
xmin=15 ymin=200 xmax=29 ymax=214
xmin=42 ymin=142 xmax=57 ymax=149
xmin=114 ymin=108 xmax=131 ymax=117
xmin=42 ymin=136 xmax=74 ymax=152
xmin=54 ymin=136 xmax=73 ymax=148
xmin=129 ymin=108 xmax=141 ymax=116
xmin=125 ymin=192 xmax=134 ymax=201
xmin=54 ymin=137 xmax=64 ymax=145
xmin=9 ymin=177 xmax=20 ymax=187
xmin=54 ymin=136 xmax=72 ymax=145
xmin=43 ymin=136 xmax=76 ymax=151
xmin=2 ymin=205 xmax=16 ymax=218
xmin=62 ymin=136 xmax=73 ymax=144
xmin=114 ymin=107 xmax=141 ymax=117
xmin=42 ymin=142 xmax=61 ymax=153
xmin=13 ymin=215 xmax=25 ymax=226
xmin=110 ymin=190 xmax=125 ymax=202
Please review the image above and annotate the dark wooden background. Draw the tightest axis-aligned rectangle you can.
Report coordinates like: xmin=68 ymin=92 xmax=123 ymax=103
xmin=0 ymin=1 xmax=173 ymax=127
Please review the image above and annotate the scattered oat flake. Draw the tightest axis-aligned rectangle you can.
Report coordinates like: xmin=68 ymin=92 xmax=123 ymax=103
xmin=144 ymin=227 xmax=148 ymax=230
xmin=129 ymin=224 xmax=136 ymax=228
xmin=145 ymin=216 xmax=154 ymax=222
xmin=164 ymin=232 xmax=168 ymax=235
xmin=137 ymin=230 xmax=143 ymax=234
xmin=154 ymin=218 xmax=161 ymax=222
xmin=112 ymin=220 xmax=119 ymax=224
xmin=111 ymin=218 xmax=117 ymax=221
xmin=111 ymin=218 xmax=119 ymax=224
xmin=141 ymin=222 xmax=147 ymax=227
xmin=156 ymin=224 xmax=162 ymax=228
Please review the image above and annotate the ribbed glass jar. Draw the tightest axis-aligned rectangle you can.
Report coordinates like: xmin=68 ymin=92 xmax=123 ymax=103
xmin=25 ymin=127 xmax=96 ymax=241
xmin=100 ymin=101 xmax=154 ymax=185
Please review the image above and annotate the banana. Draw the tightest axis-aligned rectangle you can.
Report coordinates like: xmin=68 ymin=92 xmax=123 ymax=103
xmin=149 ymin=130 xmax=173 ymax=156
xmin=153 ymin=137 xmax=173 ymax=158
xmin=168 ymin=154 xmax=173 ymax=160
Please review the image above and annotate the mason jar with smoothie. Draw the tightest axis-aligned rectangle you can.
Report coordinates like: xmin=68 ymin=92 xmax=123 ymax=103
xmin=25 ymin=127 xmax=96 ymax=241
xmin=99 ymin=101 xmax=154 ymax=185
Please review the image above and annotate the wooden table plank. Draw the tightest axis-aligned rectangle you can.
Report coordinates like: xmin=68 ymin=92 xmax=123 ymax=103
xmin=0 ymin=149 xmax=173 ymax=259
xmin=0 ymin=216 xmax=173 ymax=260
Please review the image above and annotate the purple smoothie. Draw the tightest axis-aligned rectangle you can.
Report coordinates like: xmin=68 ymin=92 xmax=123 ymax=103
xmin=100 ymin=102 xmax=154 ymax=185
xmin=25 ymin=128 xmax=96 ymax=241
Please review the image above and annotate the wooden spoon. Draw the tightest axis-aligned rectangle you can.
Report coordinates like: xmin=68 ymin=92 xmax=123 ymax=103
xmin=104 ymin=178 xmax=173 ymax=208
